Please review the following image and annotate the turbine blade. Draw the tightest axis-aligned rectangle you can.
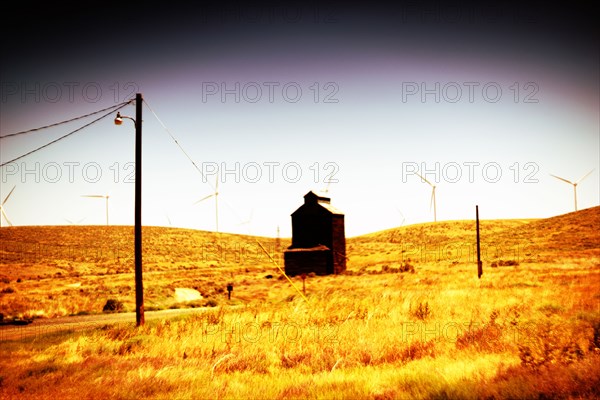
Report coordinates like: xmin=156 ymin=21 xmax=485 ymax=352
xmin=550 ymin=174 xmax=573 ymax=185
xmin=82 ymin=195 xmax=105 ymax=198
xmin=194 ymin=194 xmax=215 ymax=204
xmin=415 ymin=173 xmax=433 ymax=187
xmin=430 ymin=188 xmax=434 ymax=211
xmin=2 ymin=186 xmax=16 ymax=205
xmin=577 ymin=169 xmax=594 ymax=184
xmin=1 ymin=208 xmax=12 ymax=226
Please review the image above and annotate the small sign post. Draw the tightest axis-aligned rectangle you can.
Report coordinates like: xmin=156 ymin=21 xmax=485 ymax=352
xmin=226 ymin=283 xmax=233 ymax=300
xmin=476 ymin=205 xmax=482 ymax=279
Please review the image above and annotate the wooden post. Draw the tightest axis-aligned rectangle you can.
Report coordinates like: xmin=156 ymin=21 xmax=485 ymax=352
xmin=301 ymin=273 xmax=306 ymax=295
xmin=134 ymin=93 xmax=144 ymax=326
xmin=476 ymin=205 xmax=482 ymax=279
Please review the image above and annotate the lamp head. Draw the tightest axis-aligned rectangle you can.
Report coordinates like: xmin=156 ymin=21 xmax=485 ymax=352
xmin=114 ymin=112 xmax=123 ymax=125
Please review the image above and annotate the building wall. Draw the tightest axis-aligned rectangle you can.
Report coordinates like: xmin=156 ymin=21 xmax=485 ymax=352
xmin=291 ymin=205 xmax=332 ymax=249
xmin=331 ymin=215 xmax=346 ymax=273
xmin=285 ymin=192 xmax=346 ymax=276
xmin=284 ymin=249 xmax=330 ymax=276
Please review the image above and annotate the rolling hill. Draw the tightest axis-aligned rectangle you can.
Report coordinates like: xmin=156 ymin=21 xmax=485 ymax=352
xmin=1 ymin=207 xmax=599 ymax=399
xmin=0 ymin=206 xmax=598 ymax=318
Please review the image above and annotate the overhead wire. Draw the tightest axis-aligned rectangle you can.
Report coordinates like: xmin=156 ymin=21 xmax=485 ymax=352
xmin=143 ymin=99 xmax=245 ymax=225
xmin=0 ymin=101 xmax=133 ymax=139
xmin=0 ymin=100 xmax=133 ymax=168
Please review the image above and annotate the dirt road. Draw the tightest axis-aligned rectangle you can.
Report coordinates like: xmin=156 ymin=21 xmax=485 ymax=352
xmin=0 ymin=308 xmax=208 ymax=343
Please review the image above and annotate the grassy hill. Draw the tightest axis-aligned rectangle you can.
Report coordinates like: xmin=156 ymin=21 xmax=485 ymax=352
xmin=0 ymin=206 xmax=598 ymax=318
xmin=1 ymin=207 xmax=599 ymax=398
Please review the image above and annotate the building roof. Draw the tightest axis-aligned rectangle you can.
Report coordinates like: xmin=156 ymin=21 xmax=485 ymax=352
xmin=318 ymin=202 xmax=344 ymax=215
xmin=292 ymin=190 xmax=344 ymax=215
xmin=304 ymin=190 xmax=331 ymax=203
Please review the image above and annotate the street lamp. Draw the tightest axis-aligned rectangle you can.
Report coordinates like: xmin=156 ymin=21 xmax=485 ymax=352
xmin=114 ymin=93 xmax=145 ymax=326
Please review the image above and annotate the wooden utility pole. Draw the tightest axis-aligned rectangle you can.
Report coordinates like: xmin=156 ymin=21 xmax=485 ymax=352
xmin=301 ymin=273 xmax=306 ymax=295
xmin=114 ymin=95 xmax=144 ymax=326
xmin=476 ymin=205 xmax=482 ymax=279
xmin=135 ymin=93 xmax=144 ymax=326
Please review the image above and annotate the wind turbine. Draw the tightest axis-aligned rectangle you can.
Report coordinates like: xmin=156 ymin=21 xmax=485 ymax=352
xmin=82 ymin=194 xmax=110 ymax=225
xmin=0 ymin=185 xmax=16 ymax=228
xmin=395 ymin=207 xmax=406 ymax=227
xmin=64 ymin=217 xmax=87 ymax=225
xmin=194 ymin=173 xmax=219 ymax=233
xmin=550 ymin=169 xmax=594 ymax=212
xmin=415 ymin=173 xmax=437 ymax=223
xmin=237 ymin=208 xmax=254 ymax=235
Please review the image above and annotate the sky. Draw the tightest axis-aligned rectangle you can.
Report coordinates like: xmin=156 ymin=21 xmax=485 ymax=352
xmin=1 ymin=2 xmax=598 ymax=238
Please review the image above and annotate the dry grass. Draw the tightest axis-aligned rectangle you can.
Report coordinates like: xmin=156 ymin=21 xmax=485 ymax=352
xmin=1 ymin=206 xmax=599 ymax=398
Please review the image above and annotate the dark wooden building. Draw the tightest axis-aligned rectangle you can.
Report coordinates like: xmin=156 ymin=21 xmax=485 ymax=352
xmin=284 ymin=191 xmax=346 ymax=276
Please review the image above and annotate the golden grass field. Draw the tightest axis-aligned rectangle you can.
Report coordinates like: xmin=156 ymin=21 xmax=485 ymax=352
xmin=1 ymin=206 xmax=599 ymax=399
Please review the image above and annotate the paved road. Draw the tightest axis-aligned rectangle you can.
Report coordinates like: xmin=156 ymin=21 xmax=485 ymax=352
xmin=0 ymin=308 xmax=208 ymax=343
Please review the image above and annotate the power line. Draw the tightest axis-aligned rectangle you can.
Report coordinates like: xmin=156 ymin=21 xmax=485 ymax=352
xmin=143 ymin=99 xmax=210 ymax=185
xmin=0 ymin=101 xmax=133 ymax=139
xmin=143 ymin=99 xmax=245 ymax=224
xmin=0 ymin=102 xmax=133 ymax=168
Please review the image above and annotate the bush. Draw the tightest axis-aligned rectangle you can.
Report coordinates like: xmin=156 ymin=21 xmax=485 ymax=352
xmin=411 ymin=301 xmax=431 ymax=320
xmin=204 ymin=299 xmax=218 ymax=307
xmin=399 ymin=261 xmax=415 ymax=273
xmin=456 ymin=312 xmax=504 ymax=352
xmin=1 ymin=287 xmax=15 ymax=294
xmin=517 ymin=319 xmax=591 ymax=369
xmin=494 ymin=259 xmax=519 ymax=267
xmin=102 ymin=299 xmax=124 ymax=313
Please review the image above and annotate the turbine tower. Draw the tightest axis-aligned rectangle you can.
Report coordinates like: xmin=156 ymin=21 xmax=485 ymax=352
xmin=550 ymin=169 xmax=594 ymax=212
xmin=194 ymin=173 xmax=219 ymax=233
xmin=0 ymin=185 xmax=16 ymax=228
xmin=82 ymin=194 xmax=109 ymax=225
xmin=415 ymin=173 xmax=437 ymax=223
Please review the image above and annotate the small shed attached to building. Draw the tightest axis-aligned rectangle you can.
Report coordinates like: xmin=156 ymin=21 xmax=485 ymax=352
xmin=284 ymin=191 xmax=346 ymax=276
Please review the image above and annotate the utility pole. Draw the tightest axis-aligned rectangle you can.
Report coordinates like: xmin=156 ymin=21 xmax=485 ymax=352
xmin=114 ymin=93 xmax=144 ymax=326
xmin=135 ymin=93 xmax=144 ymax=326
xmin=476 ymin=205 xmax=482 ymax=279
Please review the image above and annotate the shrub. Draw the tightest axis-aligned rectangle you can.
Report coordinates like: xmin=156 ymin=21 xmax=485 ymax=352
xmin=498 ymin=259 xmax=519 ymax=266
xmin=399 ymin=261 xmax=415 ymax=273
xmin=1 ymin=287 xmax=15 ymax=294
xmin=456 ymin=312 xmax=504 ymax=352
xmin=411 ymin=301 xmax=431 ymax=320
xmin=102 ymin=299 xmax=124 ymax=313
xmin=517 ymin=319 xmax=591 ymax=369
xmin=204 ymin=299 xmax=218 ymax=307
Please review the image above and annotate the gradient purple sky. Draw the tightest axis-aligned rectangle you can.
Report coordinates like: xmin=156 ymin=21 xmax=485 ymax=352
xmin=1 ymin=2 xmax=598 ymax=237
